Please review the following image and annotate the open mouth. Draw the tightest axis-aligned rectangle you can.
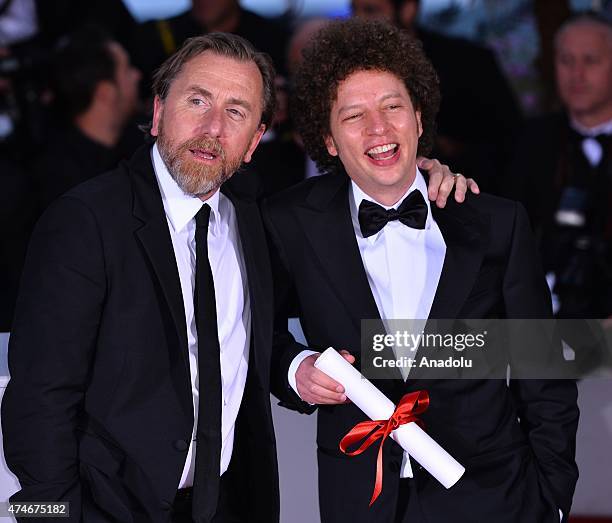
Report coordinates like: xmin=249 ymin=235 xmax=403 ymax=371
xmin=190 ymin=148 xmax=219 ymax=161
xmin=365 ymin=143 xmax=399 ymax=161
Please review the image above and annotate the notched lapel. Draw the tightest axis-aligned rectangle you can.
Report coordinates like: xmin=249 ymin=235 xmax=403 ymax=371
xmin=128 ymin=148 xmax=192 ymax=413
xmin=428 ymin=198 xmax=488 ymax=319
xmin=221 ymin=182 xmax=272 ymax=384
xmin=296 ymin=176 xmax=381 ymax=332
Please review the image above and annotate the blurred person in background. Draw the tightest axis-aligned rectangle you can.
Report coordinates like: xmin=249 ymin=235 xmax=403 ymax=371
xmin=249 ymin=18 xmax=332 ymax=196
xmin=130 ymin=0 xmax=290 ymax=98
xmin=506 ymin=12 xmax=612 ymax=320
xmin=352 ymin=0 xmax=522 ymax=193
xmin=34 ymin=26 xmax=141 ymax=210
xmin=0 ymin=0 xmax=136 ymax=150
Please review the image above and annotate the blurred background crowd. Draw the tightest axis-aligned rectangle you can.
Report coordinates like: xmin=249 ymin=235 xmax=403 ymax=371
xmin=0 ymin=0 xmax=611 ymax=335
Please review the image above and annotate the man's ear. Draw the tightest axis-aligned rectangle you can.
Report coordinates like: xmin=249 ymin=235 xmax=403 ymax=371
xmin=416 ymin=110 xmax=423 ymax=138
xmin=243 ymin=124 xmax=266 ymax=163
xmin=324 ymin=135 xmax=338 ymax=156
xmin=151 ymin=95 xmax=163 ymax=137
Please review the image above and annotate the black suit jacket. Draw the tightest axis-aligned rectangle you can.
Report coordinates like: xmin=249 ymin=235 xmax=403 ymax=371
xmin=2 ymin=146 xmax=279 ymax=522
xmin=263 ymin=173 xmax=578 ymax=523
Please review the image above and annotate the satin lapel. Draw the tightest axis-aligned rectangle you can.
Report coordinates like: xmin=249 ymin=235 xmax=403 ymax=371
xmin=295 ymin=176 xmax=403 ymax=382
xmin=296 ymin=176 xmax=380 ymax=330
xmin=129 ymin=147 xmax=192 ymax=413
xmin=221 ymin=183 xmax=272 ymax=386
xmin=427 ymin=198 xmax=487 ymax=320
xmin=405 ymin=198 xmax=488 ymax=387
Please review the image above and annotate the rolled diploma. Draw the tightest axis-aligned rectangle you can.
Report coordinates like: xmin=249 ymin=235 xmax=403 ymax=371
xmin=314 ymin=347 xmax=465 ymax=489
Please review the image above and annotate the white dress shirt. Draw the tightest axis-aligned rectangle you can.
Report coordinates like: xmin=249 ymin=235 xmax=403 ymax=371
xmin=570 ymin=117 xmax=612 ymax=167
xmin=152 ymin=144 xmax=251 ymax=488
xmin=288 ymin=169 xmax=446 ymax=477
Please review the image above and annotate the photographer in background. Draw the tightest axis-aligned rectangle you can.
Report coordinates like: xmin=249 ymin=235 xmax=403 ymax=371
xmin=506 ymin=12 xmax=612 ymax=320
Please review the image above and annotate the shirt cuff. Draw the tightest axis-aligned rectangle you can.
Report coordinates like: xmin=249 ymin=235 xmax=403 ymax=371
xmin=288 ymin=349 xmax=319 ymax=401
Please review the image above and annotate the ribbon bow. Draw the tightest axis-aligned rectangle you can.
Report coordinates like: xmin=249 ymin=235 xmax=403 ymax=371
xmin=339 ymin=390 xmax=430 ymax=506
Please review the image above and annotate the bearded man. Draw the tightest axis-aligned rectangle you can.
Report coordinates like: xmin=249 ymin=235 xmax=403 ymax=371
xmin=2 ymin=33 xmax=278 ymax=523
xmin=2 ymin=31 xmax=472 ymax=523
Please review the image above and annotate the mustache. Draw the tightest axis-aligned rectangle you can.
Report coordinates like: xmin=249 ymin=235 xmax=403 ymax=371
xmin=176 ymin=135 xmax=226 ymax=160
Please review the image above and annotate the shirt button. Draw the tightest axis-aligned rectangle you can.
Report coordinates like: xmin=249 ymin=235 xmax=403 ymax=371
xmin=173 ymin=439 xmax=189 ymax=451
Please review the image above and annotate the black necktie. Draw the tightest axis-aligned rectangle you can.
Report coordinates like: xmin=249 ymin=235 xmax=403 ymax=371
xmin=192 ymin=204 xmax=222 ymax=523
xmin=358 ymin=190 xmax=428 ymax=238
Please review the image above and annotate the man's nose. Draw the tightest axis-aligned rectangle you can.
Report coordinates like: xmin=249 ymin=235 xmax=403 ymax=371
xmin=569 ymin=61 xmax=587 ymax=81
xmin=199 ymin=107 xmax=224 ymax=137
xmin=365 ymin=111 xmax=388 ymax=135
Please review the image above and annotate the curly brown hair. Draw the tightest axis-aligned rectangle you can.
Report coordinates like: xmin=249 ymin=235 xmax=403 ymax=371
xmin=292 ymin=18 xmax=440 ymax=175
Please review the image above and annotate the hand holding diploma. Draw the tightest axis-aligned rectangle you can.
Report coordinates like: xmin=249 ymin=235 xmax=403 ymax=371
xmin=295 ymin=350 xmax=355 ymax=404
xmin=314 ymin=348 xmax=465 ymax=505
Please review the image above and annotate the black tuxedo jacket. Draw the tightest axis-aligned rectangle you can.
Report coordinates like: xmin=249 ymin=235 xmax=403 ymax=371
xmin=2 ymin=146 xmax=279 ymax=522
xmin=263 ymin=173 xmax=578 ymax=523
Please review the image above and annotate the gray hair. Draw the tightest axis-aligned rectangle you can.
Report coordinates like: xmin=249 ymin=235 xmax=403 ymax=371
xmin=145 ymin=32 xmax=276 ymax=135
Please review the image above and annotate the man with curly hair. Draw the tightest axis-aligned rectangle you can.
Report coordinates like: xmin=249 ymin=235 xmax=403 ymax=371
xmin=263 ymin=19 xmax=578 ymax=523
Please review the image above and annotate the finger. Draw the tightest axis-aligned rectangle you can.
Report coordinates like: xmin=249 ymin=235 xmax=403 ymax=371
xmin=310 ymin=369 xmax=345 ymax=392
xmin=416 ymin=156 xmax=432 ymax=169
xmin=466 ymin=178 xmax=480 ymax=194
xmin=303 ymin=383 xmax=347 ymax=404
xmin=435 ymin=173 xmax=458 ymax=208
xmin=427 ymin=168 xmax=443 ymax=201
xmin=453 ymin=175 xmax=467 ymax=203
xmin=311 ymin=383 xmax=347 ymax=402
xmin=339 ymin=350 xmax=356 ymax=363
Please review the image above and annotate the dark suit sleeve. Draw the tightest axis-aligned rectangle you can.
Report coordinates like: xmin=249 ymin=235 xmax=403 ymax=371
xmin=1 ymin=196 xmax=106 ymax=516
xmin=261 ymin=201 xmax=316 ymax=415
xmin=502 ymin=202 xmax=579 ymax=518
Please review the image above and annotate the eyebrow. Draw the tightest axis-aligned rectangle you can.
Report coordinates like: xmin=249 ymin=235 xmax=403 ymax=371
xmin=187 ymin=85 xmax=253 ymax=112
xmin=337 ymin=92 xmax=403 ymax=114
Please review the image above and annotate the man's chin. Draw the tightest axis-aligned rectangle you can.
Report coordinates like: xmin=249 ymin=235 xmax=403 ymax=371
xmin=179 ymin=179 xmax=222 ymax=198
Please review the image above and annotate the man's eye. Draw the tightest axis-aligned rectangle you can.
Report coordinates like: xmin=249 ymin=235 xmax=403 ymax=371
xmin=386 ymin=105 xmax=400 ymax=110
xmin=344 ymin=113 xmax=360 ymax=121
xmin=190 ymin=98 xmax=204 ymax=106
xmin=227 ymin=108 xmax=245 ymax=119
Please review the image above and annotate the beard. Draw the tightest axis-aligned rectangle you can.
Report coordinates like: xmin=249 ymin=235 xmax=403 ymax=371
xmin=156 ymin=122 xmax=247 ymax=197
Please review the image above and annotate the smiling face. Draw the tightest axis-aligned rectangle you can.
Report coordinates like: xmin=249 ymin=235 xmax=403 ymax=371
xmin=325 ymin=69 xmax=422 ymax=205
xmin=151 ymin=51 xmax=265 ymax=199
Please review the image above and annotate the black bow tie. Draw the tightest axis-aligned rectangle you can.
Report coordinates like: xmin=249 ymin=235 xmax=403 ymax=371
xmin=358 ymin=190 xmax=428 ymax=238
xmin=569 ymin=128 xmax=611 ymax=146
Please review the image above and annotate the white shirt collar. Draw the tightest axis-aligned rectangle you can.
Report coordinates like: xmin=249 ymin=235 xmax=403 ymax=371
xmin=349 ymin=167 xmax=432 ymax=240
xmin=152 ymin=142 xmax=221 ymax=235
xmin=570 ymin=117 xmax=612 ymax=137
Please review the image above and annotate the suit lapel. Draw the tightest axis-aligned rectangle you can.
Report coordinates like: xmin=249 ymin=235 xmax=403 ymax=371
xmin=428 ymin=198 xmax=488 ymax=319
xmin=129 ymin=147 xmax=192 ymax=409
xmin=295 ymin=175 xmax=402 ymax=382
xmin=296 ymin=175 xmax=381 ymax=331
xmin=221 ymin=177 xmax=272 ymax=385
xmin=402 ymin=197 xmax=488 ymax=387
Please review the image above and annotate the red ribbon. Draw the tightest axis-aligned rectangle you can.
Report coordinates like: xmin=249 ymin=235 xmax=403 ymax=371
xmin=339 ymin=390 xmax=430 ymax=506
